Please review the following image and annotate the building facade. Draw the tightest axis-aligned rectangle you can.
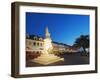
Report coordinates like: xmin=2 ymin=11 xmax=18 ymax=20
xmin=26 ymin=27 xmax=77 ymax=54
xmin=26 ymin=36 xmax=72 ymax=54
xmin=26 ymin=35 xmax=44 ymax=54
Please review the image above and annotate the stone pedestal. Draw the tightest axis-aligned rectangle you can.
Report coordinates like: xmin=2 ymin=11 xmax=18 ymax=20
xmin=32 ymin=52 xmax=64 ymax=65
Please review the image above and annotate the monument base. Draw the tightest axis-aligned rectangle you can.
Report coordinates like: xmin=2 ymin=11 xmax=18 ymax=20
xmin=31 ymin=53 xmax=64 ymax=65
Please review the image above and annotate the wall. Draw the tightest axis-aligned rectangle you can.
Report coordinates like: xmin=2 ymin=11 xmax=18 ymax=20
xmin=0 ymin=0 xmax=100 ymax=80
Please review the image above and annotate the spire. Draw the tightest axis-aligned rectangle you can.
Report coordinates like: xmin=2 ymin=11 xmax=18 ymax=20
xmin=45 ymin=26 xmax=50 ymax=38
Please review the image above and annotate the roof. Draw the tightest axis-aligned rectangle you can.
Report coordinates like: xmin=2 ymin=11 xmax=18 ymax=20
xmin=26 ymin=34 xmax=70 ymax=47
xmin=26 ymin=34 xmax=44 ymax=41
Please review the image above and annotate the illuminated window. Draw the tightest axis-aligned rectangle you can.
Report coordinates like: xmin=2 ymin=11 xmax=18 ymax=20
xmin=40 ymin=43 xmax=43 ymax=46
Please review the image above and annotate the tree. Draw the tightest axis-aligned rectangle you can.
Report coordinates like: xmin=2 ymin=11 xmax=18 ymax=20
xmin=73 ymin=35 xmax=89 ymax=55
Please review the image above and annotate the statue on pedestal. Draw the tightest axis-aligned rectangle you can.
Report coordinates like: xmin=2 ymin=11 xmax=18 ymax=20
xmin=32 ymin=26 xmax=64 ymax=65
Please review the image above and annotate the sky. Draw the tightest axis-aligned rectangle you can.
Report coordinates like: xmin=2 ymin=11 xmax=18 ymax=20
xmin=26 ymin=12 xmax=89 ymax=46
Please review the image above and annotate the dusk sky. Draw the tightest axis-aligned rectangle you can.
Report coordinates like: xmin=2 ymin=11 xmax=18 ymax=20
xmin=26 ymin=12 xmax=89 ymax=45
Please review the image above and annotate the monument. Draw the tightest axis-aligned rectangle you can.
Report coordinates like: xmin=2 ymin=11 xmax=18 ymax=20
xmin=32 ymin=26 xmax=64 ymax=65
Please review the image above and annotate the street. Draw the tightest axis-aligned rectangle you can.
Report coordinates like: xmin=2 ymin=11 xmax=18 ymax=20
xmin=26 ymin=52 xmax=89 ymax=67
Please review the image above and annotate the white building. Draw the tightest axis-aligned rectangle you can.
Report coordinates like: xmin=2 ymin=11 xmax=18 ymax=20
xmin=26 ymin=27 xmax=75 ymax=54
xmin=26 ymin=36 xmax=44 ymax=53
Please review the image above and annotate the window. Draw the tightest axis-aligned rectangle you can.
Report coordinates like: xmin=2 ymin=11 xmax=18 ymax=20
xmin=29 ymin=41 xmax=31 ymax=45
xmin=34 ymin=37 xmax=37 ymax=40
xmin=33 ymin=42 xmax=36 ymax=46
xmin=39 ymin=38 xmax=43 ymax=41
xmin=37 ymin=42 xmax=39 ymax=46
xmin=40 ymin=43 xmax=43 ymax=46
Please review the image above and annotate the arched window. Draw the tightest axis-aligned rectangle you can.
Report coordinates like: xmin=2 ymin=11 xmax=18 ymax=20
xmin=37 ymin=42 xmax=39 ymax=46
xmin=29 ymin=41 xmax=31 ymax=45
xmin=34 ymin=37 xmax=37 ymax=40
xmin=39 ymin=38 xmax=43 ymax=41
xmin=40 ymin=43 xmax=43 ymax=46
xmin=33 ymin=42 xmax=36 ymax=46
